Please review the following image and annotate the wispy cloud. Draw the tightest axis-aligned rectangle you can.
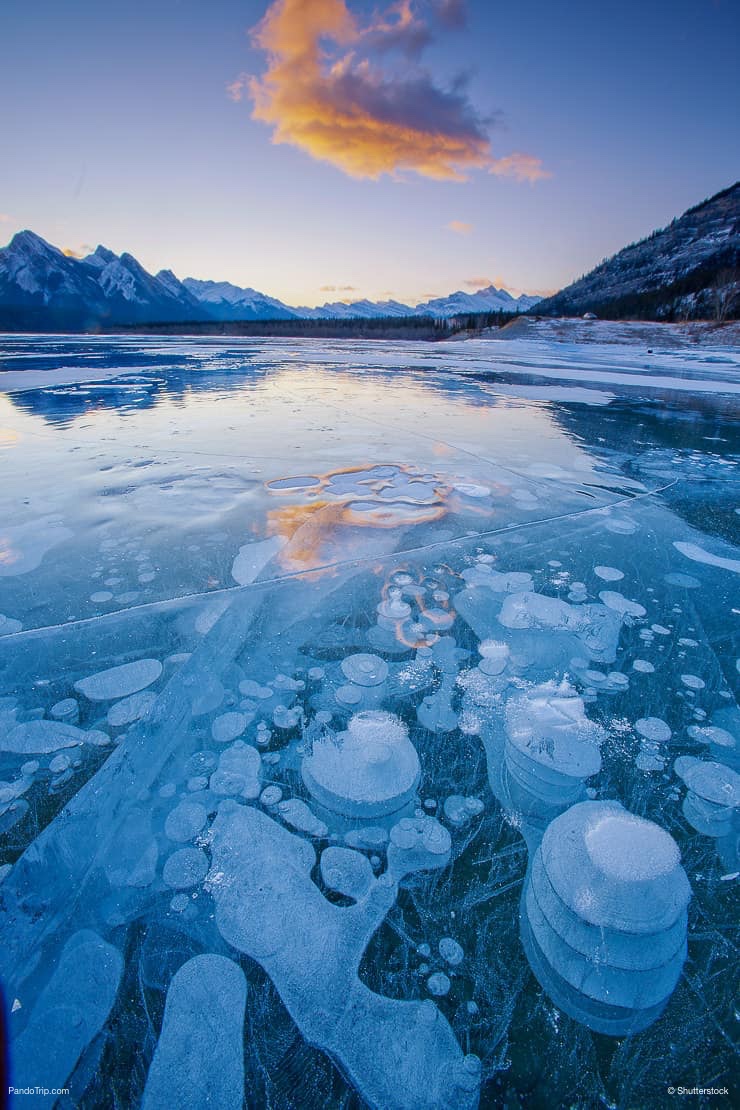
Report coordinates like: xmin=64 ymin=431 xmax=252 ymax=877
xmin=0 ymin=214 xmax=10 ymax=223
xmin=227 ymin=73 xmax=250 ymax=102
xmin=245 ymin=0 xmax=545 ymax=183
xmin=446 ymin=219 xmax=473 ymax=235
xmin=320 ymin=283 xmax=358 ymax=292
xmin=464 ymin=275 xmax=498 ymax=288
xmin=489 ymin=152 xmax=551 ymax=183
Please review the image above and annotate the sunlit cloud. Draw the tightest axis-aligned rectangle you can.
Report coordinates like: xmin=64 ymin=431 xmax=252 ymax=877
xmin=247 ymin=0 xmax=544 ymax=183
xmin=446 ymin=219 xmax=473 ymax=235
xmin=464 ymin=275 xmax=497 ymax=288
xmin=0 ymin=214 xmax=10 ymax=223
xmin=363 ymin=0 xmax=432 ymax=57
xmin=489 ymin=152 xmax=551 ymax=183
xmin=63 ymin=243 xmax=93 ymax=258
xmin=320 ymin=283 xmax=358 ymax=292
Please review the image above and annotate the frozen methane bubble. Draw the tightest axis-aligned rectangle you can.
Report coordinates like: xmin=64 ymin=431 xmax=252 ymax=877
xmin=598 ymin=591 xmax=646 ymax=619
xmin=212 ymin=711 xmax=248 ymax=744
xmin=674 ymin=756 xmax=740 ymax=838
xmin=277 ymin=798 xmax=329 ymax=838
xmin=680 ymin=674 xmax=705 ymax=690
xmin=594 ymin=566 xmax=624 ymax=582
xmin=210 ymin=803 xmax=479 ymax=1110
xmin=461 ymin=566 xmax=534 ymax=593
xmin=387 ymin=815 xmax=451 ymax=881
xmin=74 ymin=658 xmax=162 ymax=701
xmin=209 ymin=742 xmax=261 ymax=800
xmin=498 ymin=592 xmax=622 ymax=663
xmin=49 ymin=698 xmax=79 ymax=723
xmin=142 ymin=955 xmax=246 ymax=1110
xmin=478 ymin=640 xmax=510 ymax=676
xmin=340 ymin=653 xmax=389 ymax=687
xmin=162 ymin=847 xmax=209 ymax=889
xmin=10 ymin=931 xmax=123 ymax=1098
xmin=426 ymin=972 xmax=451 ymax=997
xmin=520 ymin=801 xmax=690 ymax=1035
xmin=443 ymin=795 xmax=485 ymax=827
xmin=260 ymin=785 xmax=283 ymax=807
xmin=165 ymin=801 xmax=208 ymax=843
xmin=1 ymin=720 xmax=87 ymax=755
xmin=320 ymin=846 xmax=375 ymax=900
xmin=504 ymin=681 xmax=604 ymax=811
xmin=439 ymin=937 xmax=464 ymax=966
xmin=302 ymin=711 xmax=421 ymax=820
xmin=635 ymin=717 xmax=672 ymax=742
xmin=633 ymin=659 xmax=655 ymax=673
xmin=107 ymin=690 xmax=157 ymax=728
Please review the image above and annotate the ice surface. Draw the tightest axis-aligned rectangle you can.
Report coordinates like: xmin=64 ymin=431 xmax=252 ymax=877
xmin=0 ymin=333 xmax=738 ymax=1105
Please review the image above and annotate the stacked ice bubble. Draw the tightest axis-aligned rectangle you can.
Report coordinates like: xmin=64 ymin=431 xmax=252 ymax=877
xmin=674 ymin=756 xmax=740 ymax=838
xmin=520 ymin=801 xmax=691 ymax=1035
xmin=503 ymin=681 xmax=604 ymax=822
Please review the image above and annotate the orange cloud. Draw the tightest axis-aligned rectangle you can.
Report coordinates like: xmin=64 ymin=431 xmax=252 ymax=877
xmin=489 ymin=152 xmax=551 ymax=183
xmin=0 ymin=214 xmax=10 ymax=223
xmin=464 ymin=275 xmax=497 ymax=288
xmin=248 ymin=0 xmax=499 ymax=181
xmin=446 ymin=219 xmax=473 ymax=235
xmin=62 ymin=244 xmax=93 ymax=258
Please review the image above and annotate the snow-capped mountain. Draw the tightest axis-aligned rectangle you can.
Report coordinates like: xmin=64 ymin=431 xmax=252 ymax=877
xmin=0 ymin=229 xmax=540 ymax=330
xmin=182 ymin=279 xmax=298 ymax=321
xmin=415 ymin=285 xmax=541 ymax=316
xmin=0 ymin=231 xmax=207 ymax=330
xmin=289 ymin=287 xmax=539 ymax=320
xmin=536 ymin=181 xmax=740 ymax=320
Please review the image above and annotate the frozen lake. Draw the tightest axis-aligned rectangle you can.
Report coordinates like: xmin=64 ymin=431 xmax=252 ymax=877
xmin=0 ymin=334 xmax=738 ymax=1108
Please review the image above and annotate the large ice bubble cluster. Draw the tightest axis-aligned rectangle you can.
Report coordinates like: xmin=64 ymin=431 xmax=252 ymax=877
xmin=520 ymin=801 xmax=691 ymax=1035
xmin=210 ymin=802 xmax=480 ymax=1110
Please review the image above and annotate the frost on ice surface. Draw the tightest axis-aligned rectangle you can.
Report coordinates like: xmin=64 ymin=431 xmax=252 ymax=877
xmin=0 ymin=334 xmax=738 ymax=1106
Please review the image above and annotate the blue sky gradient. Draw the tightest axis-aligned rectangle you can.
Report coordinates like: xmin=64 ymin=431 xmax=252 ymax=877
xmin=2 ymin=0 xmax=738 ymax=305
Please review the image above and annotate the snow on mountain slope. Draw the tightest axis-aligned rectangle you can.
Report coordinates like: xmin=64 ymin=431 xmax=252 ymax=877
xmin=536 ymin=182 xmax=740 ymax=320
xmin=182 ymin=279 xmax=298 ymax=320
xmin=0 ymin=230 xmax=540 ymax=329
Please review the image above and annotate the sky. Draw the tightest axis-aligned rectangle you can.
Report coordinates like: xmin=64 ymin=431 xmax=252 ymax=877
xmin=1 ymin=0 xmax=738 ymax=307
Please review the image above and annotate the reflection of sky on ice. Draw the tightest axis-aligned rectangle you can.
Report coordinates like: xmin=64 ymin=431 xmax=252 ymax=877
xmin=0 ymin=335 xmax=738 ymax=1108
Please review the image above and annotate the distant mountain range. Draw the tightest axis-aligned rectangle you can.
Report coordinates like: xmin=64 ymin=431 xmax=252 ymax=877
xmin=535 ymin=182 xmax=739 ymax=321
xmin=0 ymin=231 xmax=540 ymax=331
xmin=3 ymin=182 xmax=737 ymax=332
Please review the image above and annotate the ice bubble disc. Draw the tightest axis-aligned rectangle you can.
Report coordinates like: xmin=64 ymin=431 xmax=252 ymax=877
xmin=585 ymin=813 xmax=680 ymax=882
xmin=341 ymin=654 xmax=389 ymax=687
xmin=426 ymin=972 xmax=451 ymax=997
xmin=635 ymin=717 xmax=671 ymax=742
